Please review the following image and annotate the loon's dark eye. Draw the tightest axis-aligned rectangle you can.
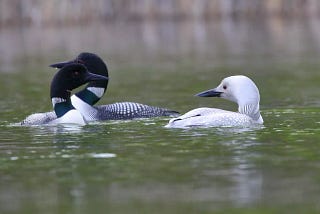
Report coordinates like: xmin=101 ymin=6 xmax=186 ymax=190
xmin=223 ymin=85 xmax=227 ymax=90
xmin=73 ymin=71 xmax=79 ymax=76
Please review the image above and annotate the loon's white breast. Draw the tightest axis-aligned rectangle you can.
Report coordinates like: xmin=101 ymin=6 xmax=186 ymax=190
xmin=165 ymin=75 xmax=263 ymax=128
xmin=48 ymin=109 xmax=87 ymax=125
xmin=70 ymin=94 xmax=99 ymax=122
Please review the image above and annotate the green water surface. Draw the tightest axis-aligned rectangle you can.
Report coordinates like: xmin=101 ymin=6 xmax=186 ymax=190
xmin=0 ymin=58 xmax=320 ymax=214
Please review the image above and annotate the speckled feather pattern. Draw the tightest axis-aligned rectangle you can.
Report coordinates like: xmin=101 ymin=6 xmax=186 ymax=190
xmin=96 ymin=102 xmax=179 ymax=120
xmin=21 ymin=111 xmax=57 ymax=125
xmin=21 ymin=102 xmax=179 ymax=125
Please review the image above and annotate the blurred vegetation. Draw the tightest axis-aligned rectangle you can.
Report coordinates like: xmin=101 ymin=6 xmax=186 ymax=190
xmin=1 ymin=0 xmax=320 ymax=27
xmin=1 ymin=0 xmax=320 ymax=71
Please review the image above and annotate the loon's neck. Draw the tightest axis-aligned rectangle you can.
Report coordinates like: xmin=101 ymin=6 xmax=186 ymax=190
xmin=238 ymin=103 xmax=263 ymax=123
xmin=51 ymin=97 xmax=75 ymax=118
xmin=75 ymin=87 xmax=105 ymax=105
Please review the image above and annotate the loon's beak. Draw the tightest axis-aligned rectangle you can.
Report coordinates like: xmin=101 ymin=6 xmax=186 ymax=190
xmin=84 ymin=72 xmax=109 ymax=82
xmin=50 ymin=60 xmax=74 ymax=69
xmin=195 ymin=88 xmax=222 ymax=97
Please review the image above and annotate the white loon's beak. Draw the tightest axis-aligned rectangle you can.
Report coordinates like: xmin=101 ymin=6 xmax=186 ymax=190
xmin=195 ymin=88 xmax=223 ymax=97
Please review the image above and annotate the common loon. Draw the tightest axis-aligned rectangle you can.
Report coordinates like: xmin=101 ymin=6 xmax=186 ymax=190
xmin=21 ymin=53 xmax=179 ymax=125
xmin=165 ymin=75 xmax=263 ymax=128
xmin=22 ymin=63 xmax=107 ymax=125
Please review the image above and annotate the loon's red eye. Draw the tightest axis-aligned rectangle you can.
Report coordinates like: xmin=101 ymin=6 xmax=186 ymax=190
xmin=76 ymin=59 xmax=85 ymax=64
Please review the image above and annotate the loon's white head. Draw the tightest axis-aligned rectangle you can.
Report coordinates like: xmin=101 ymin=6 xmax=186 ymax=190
xmin=196 ymin=75 xmax=263 ymax=123
xmin=50 ymin=52 xmax=109 ymax=106
xmin=50 ymin=63 xmax=108 ymax=121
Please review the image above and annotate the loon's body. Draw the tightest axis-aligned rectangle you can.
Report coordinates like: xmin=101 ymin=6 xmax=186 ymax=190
xmin=21 ymin=63 xmax=107 ymax=126
xmin=165 ymin=75 xmax=263 ymax=128
xmin=21 ymin=53 xmax=178 ymax=125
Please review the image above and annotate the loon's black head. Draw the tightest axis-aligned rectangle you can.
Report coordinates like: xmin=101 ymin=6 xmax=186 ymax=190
xmin=50 ymin=52 xmax=109 ymax=89
xmin=50 ymin=63 xmax=108 ymax=100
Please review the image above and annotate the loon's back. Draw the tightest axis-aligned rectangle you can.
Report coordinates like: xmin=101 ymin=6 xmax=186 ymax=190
xmin=71 ymin=95 xmax=179 ymax=121
xmin=96 ymin=102 xmax=179 ymax=120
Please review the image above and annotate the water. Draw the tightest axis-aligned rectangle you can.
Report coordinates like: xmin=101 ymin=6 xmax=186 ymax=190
xmin=1 ymin=21 xmax=320 ymax=213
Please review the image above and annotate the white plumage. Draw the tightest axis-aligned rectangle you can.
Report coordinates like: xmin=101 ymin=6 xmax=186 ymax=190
xmin=48 ymin=109 xmax=87 ymax=125
xmin=165 ymin=75 xmax=263 ymax=128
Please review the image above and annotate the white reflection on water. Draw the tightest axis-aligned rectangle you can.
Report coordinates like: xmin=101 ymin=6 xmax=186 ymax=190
xmin=49 ymin=124 xmax=85 ymax=134
xmin=10 ymin=122 xmax=85 ymax=134
xmin=162 ymin=121 xmax=266 ymax=205
xmin=8 ymin=152 xmax=116 ymax=161
xmin=169 ymin=125 xmax=265 ymax=138
xmin=88 ymin=153 xmax=116 ymax=158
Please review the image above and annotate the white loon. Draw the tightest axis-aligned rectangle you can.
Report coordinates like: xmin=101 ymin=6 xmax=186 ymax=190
xmin=22 ymin=63 xmax=107 ymax=125
xmin=165 ymin=75 xmax=263 ymax=128
xmin=21 ymin=53 xmax=178 ymax=125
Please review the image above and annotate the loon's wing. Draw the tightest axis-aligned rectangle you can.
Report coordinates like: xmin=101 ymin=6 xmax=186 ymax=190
xmin=165 ymin=107 xmax=234 ymax=128
xmin=166 ymin=107 xmax=257 ymax=128
xmin=169 ymin=107 xmax=229 ymax=122
xmin=95 ymin=102 xmax=179 ymax=120
xmin=21 ymin=111 xmax=57 ymax=125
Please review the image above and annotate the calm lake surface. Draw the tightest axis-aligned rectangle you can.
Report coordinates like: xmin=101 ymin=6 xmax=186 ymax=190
xmin=1 ymin=20 xmax=320 ymax=213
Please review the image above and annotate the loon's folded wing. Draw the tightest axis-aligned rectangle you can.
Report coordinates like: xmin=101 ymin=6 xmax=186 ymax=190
xmin=96 ymin=102 xmax=179 ymax=120
xmin=169 ymin=107 xmax=229 ymax=122
xmin=165 ymin=107 xmax=235 ymax=128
